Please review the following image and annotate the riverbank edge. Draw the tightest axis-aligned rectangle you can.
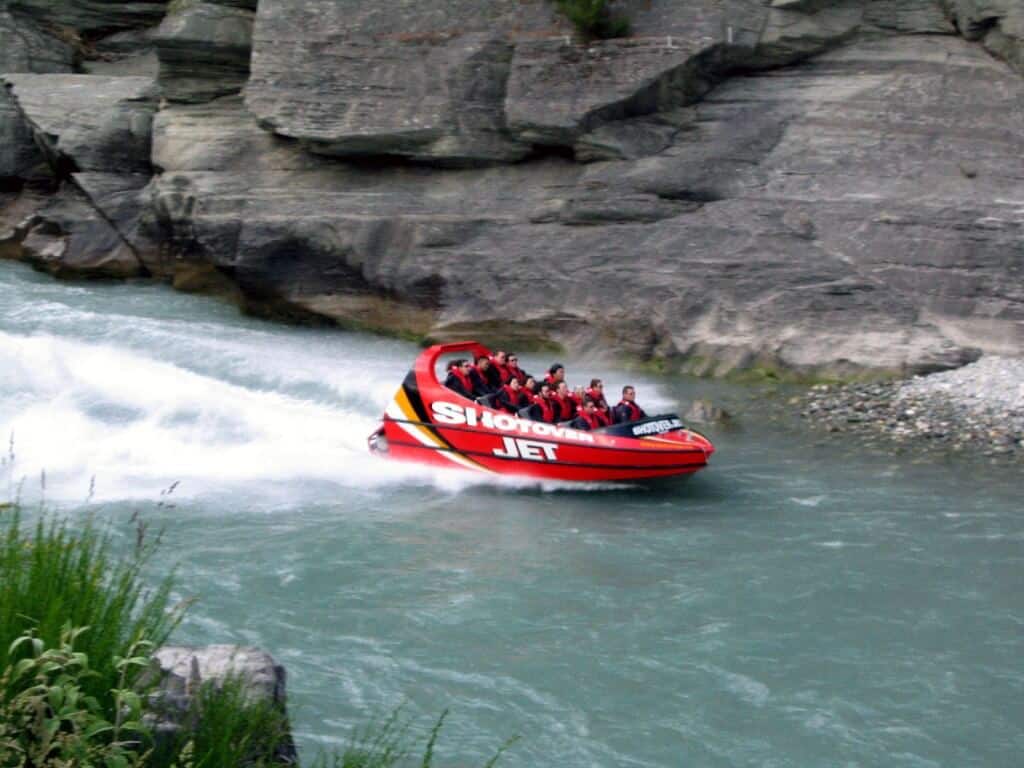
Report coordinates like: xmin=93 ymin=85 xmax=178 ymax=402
xmin=795 ymin=359 xmax=1024 ymax=462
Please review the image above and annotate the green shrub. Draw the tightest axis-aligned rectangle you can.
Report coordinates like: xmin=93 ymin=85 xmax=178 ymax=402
xmin=0 ymin=625 xmax=152 ymax=767
xmin=555 ymin=0 xmax=631 ymax=40
xmin=0 ymin=506 xmax=182 ymax=724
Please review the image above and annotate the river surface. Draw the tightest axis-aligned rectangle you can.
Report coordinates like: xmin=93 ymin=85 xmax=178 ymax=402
xmin=1 ymin=261 xmax=1022 ymax=767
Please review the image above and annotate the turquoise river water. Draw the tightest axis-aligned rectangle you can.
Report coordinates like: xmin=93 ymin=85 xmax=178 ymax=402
xmin=1 ymin=261 xmax=1022 ymax=767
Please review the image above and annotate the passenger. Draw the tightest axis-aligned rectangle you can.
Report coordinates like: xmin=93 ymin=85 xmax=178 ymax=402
xmin=569 ymin=398 xmax=602 ymax=431
xmin=495 ymin=377 xmax=529 ymax=414
xmin=486 ymin=350 xmax=509 ymax=389
xmin=527 ymin=383 xmax=558 ymax=423
xmin=585 ymin=378 xmax=609 ymax=410
xmin=552 ymin=381 xmax=576 ymax=422
xmin=594 ymin=400 xmax=613 ymax=427
xmin=544 ymin=363 xmax=565 ymax=389
xmin=444 ymin=358 xmax=474 ymax=398
xmin=469 ymin=355 xmax=496 ymax=398
xmin=571 ymin=385 xmax=585 ymax=410
xmin=522 ymin=376 xmax=538 ymax=398
xmin=506 ymin=353 xmax=530 ymax=385
xmin=614 ymin=385 xmax=648 ymax=424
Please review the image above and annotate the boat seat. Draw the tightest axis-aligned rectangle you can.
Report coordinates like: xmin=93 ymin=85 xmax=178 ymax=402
xmin=517 ymin=406 xmax=533 ymax=419
xmin=476 ymin=393 xmax=498 ymax=408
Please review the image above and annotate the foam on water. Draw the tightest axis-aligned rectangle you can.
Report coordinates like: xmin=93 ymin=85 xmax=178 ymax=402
xmin=0 ymin=328 xmax=633 ymax=503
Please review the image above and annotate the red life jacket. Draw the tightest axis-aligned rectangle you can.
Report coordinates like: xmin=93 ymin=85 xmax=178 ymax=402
xmin=585 ymin=387 xmax=608 ymax=409
xmin=500 ymin=384 xmax=524 ymax=413
xmin=576 ymin=409 xmax=601 ymax=430
xmin=617 ymin=400 xmax=643 ymax=422
xmin=507 ymin=364 xmax=527 ymax=385
xmin=490 ymin=357 xmax=511 ymax=384
xmin=552 ymin=394 xmax=574 ymax=421
xmin=545 ymin=373 xmax=563 ymax=388
xmin=449 ymin=367 xmax=473 ymax=395
xmin=569 ymin=392 xmax=582 ymax=409
xmin=594 ymin=407 xmax=612 ymax=427
xmin=532 ymin=394 xmax=556 ymax=423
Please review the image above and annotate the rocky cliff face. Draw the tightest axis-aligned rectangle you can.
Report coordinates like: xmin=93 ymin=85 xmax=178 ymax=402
xmin=1 ymin=0 xmax=1022 ymax=377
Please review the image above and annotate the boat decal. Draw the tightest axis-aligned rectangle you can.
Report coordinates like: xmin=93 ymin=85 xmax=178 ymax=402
xmin=430 ymin=401 xmax=596 ymax=444
xmin=386 ymin=381 xmax=491 ymax=473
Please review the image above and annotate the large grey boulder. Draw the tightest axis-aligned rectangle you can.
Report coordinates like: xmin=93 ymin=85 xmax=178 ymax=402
xmin=154 ymin=1 xmax=254 ymax=103
xmin=148 ymin=645 xmax=296 ymax=764
xmin=1 ymin=75 xmax=157 ymax=174
xmin=6 ymin=178 xmax=148 ymax=278
xmin=8 ymin=0 xmax=170 ymax=35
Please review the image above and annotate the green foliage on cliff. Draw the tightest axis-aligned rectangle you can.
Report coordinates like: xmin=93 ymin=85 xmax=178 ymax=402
xmin=555 ymin=0 xmax=631 ymax=40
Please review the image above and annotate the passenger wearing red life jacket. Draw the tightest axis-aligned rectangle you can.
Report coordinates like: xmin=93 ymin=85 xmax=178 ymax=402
xmin=444 ymin=359 xmax=474 ymax=398
xmin=506 ymin=353 xmax=530 ymax=385
xmin=468 ymin=355 xmax=497 ymax=398
xmin=594 ymin=400 xmax=613 ymax=427
xmin=544 ymin=363 xmax=565 ymax=389
xmin=613 ymin=385 xmax=648 ymax=424
xmin=569 ymin=398 xmax=602 ymax=431
xmin=486 ymin=350 xmax=510 ymax=389
xmin=495 ymin=377 xmax=529 ymax=414
xmin=570 ymin=386 xmax=585 ymax=410
xmin=522 ymin=376 xmax=538 ymax=398
xmin=527 ymin=383 xmax=558 ymax=423
xmin=551 ymin=381 xmax=576 ymax=422
xmin=585 ymin=378 xmax=609 ymax=411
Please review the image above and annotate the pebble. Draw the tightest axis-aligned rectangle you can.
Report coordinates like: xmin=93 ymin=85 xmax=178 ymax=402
xmin=797 ymin=356 xmax=1024 ymax=463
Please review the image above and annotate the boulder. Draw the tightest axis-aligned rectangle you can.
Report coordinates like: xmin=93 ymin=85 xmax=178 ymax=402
xmin=1 ymin=75 xmax=157 ymax=174
xmin=7 ymin=0 xmax=170 ymax=36
xmin=685 ymin=399 xmax=732 ymax=425
xmin=13 ymin=179 xmax=147 ymax=278
xmin=148 ymin=645 xmax=296 ymax=764
xmin=154 ymin=1 xmax=254 ymax=103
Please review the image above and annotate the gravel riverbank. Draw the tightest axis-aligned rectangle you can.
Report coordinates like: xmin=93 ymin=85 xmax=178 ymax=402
xmin=798 ymin=357 xmax=1024 ymax=461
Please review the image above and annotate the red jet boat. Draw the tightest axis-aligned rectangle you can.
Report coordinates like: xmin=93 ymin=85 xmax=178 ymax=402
xmin=367 ymin=341 xmax=715 ymax=483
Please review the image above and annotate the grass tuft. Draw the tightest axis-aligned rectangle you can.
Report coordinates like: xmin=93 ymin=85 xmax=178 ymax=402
xmin=0 ymin=505 xmax=182 ymax=724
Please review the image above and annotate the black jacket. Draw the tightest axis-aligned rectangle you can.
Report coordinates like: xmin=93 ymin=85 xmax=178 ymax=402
xmin=613 ymin=401 xmax=646 ymax=424
xmin=444 ymin=371 xmax=472 ymax=398
xmin=495 ymin=387 xmax=528 ymax=414
xmin=469 ymin=368 xmax=494 ymax=398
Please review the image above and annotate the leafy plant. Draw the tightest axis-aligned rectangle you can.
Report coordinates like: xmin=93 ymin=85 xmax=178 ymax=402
xmin=555 ymin=0 xmax=631 ymax=40
xmin=0 ymin=625 xmax=152 ymax=768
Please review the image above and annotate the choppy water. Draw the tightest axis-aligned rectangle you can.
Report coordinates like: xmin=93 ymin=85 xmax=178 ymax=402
xmin=2 ymin=261 xmax=1022 ymax=767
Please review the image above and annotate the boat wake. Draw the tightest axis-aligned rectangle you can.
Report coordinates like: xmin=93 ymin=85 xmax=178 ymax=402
xmin=0 ymin=330 xmax=626 ymax=504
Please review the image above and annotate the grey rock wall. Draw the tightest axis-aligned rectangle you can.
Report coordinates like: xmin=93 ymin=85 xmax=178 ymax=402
xmin=1 ymin=0 xmax=1022 ymax=377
